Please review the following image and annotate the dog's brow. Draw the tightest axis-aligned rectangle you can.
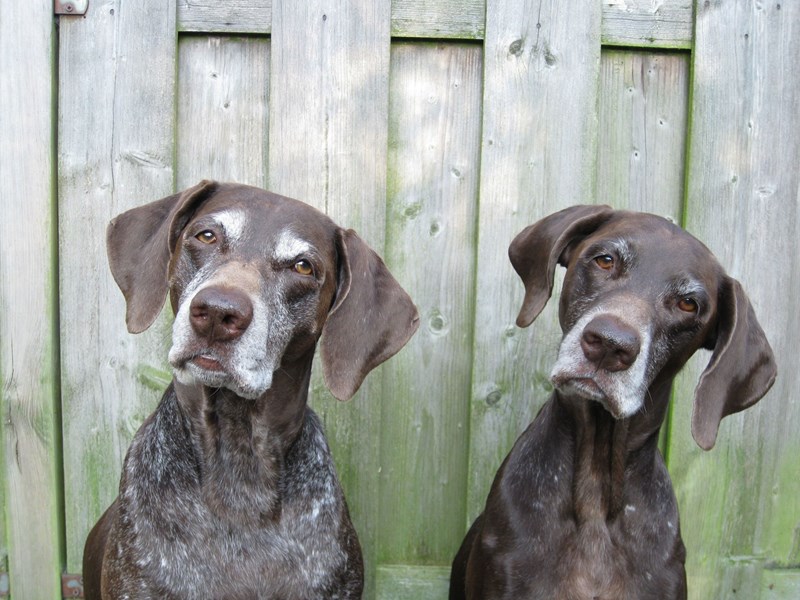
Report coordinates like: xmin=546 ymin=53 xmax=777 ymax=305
xmin=670 ymin=278 xmax=706 ymax=297
xmin=214 ymin=209 xmax=247 ymax=242
xmin=274 ymin=229 xmax=312 ymax=261
xmin=609 ymin=237 xmax=634 ymax=265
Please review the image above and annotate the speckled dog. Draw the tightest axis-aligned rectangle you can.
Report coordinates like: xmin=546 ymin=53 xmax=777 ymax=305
xmin=83 ymin=180 xmax=419 ymax=599
xmin=450 ymin=205 xmax=776 ymax=600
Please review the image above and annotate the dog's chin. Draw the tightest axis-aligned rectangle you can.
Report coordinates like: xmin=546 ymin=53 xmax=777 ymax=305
xmin=172 ymin=356 xmax=272 ymax=400
xmin=551 ymin=376 xmax=629 ymax=420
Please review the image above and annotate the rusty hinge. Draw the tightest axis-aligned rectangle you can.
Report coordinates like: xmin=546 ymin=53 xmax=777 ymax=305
xmin=62 ymin=573 xmax=84 ymax=598
xmin=55 ymin=0 xmax=88 ymax=16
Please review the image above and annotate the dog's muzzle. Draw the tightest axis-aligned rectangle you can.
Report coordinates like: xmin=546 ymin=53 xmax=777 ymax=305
xmin=550 ymin=308 xmax=651 ymax=419
xmin=168 ymin=280 xmax=277 ymax=399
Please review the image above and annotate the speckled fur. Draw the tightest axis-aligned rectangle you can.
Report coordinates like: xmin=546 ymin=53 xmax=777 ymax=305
xmin=84 ymin=181 xmax=419 ymax=599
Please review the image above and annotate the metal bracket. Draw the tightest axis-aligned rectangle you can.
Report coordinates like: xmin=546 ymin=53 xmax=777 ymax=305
xmin=55 ymin=0 xmax=88 ymax=16
xmin=62 ymin=573 xmax=84 ymax=598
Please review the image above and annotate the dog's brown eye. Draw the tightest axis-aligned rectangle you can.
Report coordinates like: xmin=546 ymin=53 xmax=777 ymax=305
xmin=294 ymin=259 xmax=313 ymax=276
xmin=677 ymin=297 xmax=698 ymax=313
xmin=195 ymin=230 xmax=217 ymax=245
xmin=594 ymin=255 xmax=614 ymax=270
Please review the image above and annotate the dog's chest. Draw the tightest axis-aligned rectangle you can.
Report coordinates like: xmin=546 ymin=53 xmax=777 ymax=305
xmin=499 ymin=416 xmax=684 ymax=599
xmin=507 ymin=513 xmax=679 ymax=600
xmin=115 ymin=401 xmax=358 ymax=598
xmin=130 ymin=500 xmax=349 ymax=598
xmin=554 ymin=519 xmax=629 ymax=600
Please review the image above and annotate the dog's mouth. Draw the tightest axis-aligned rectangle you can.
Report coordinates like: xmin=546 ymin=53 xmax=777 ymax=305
xmin=551 ymin=374 xmax=626 ymax=419
xmin=552 ymin=375 xmax=605 ymax=402
xmin=169 ymin=348 xmax=226 ymax=373
xmin=169 ymin=348 xmax=273 ymax=400
xmin=173 ymin=351 xmax=231 ymax=387
xmin=191 ymin=354 xmax=225 ymax=372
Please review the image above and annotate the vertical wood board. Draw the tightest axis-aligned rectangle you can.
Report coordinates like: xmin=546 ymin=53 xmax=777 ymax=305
xmin=177 ymin=36 xmax=270 ymax=189
xmin=668 ymin=2 xmax=800 ymax=598
xmin=467 ymin=0 xmax=602 ymax=522
xmin=597 ymin=50 xmax=689 ymax=219
xmin=58 ymin=0 xmax=178 ymax=571
xmin=0 ymin=1 xmax=63 ymax=596
xmin=379 ymin=42 xmax=482 ymax=564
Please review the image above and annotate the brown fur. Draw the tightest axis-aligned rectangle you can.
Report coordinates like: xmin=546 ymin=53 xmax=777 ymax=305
xmin=450 ymin=206 xmax=776 ymax=600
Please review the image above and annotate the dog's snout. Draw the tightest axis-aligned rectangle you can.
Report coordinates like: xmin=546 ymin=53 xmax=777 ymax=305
xmin=580 ymin=315 xmax=641 ymax=372
xmin=190 ymin=286 xmax=254 ymax=342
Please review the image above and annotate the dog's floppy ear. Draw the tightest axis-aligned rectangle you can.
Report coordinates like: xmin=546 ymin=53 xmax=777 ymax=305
xmin=691 ymin=277 xmax=776 ymax=450
xmin=321 ymin=229 xmax=420 ymax=401
xmin=106 ymin=180 xmax=219 ymax=334
xmin=508 ymin=204 xmax=614 ymax=327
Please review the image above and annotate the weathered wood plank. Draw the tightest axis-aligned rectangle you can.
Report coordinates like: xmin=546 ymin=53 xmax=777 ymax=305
xmin=602 ymin=0 xmax=693 ymax=49
xmin=268 ymin=1 xmax=392 ymax=595
xmin=58 ymin=0 xmax=178 ymax=572
xmin=668 ymin=2 xmax=800 ymax=599
xmin=761 ymin=569 xmax=800 ymax=597
xmin=0 ymin=1 xmax=62 ymax=596
xmin=177 ymin=36 xmax=270 ymax=188
xmin=466 ymin=0 xmax=602 ymax=522
xmin=178 ymin=0 xmax=271 ymax=34
xmin=376 ymin=565 xmax=451 ymax=599
xmin=597 ymin=50 xmax=689 ymax=219
xmin=380 ymin=42 xmax=482 ymax=564
xmin=391 ymin=0 xmax=485 ymax=39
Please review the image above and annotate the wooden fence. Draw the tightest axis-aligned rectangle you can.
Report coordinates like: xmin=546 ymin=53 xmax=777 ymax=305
xmin=1 ymin=0 xmax=798 ymax=598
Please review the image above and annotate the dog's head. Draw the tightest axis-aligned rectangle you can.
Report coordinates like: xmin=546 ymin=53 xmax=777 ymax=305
xmin=106 ymin=180 xmax=419 ymax=401
xmin=509 ymin=205 xmax=776 ymax=450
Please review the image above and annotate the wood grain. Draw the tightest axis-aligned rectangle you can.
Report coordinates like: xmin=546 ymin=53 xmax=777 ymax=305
xmin=0 ymin=0 xmax=62 ymax=596
xmin=376 ymin=564 xmax=451 ymax=599
xmin=379 ymin=41 xmax=482 ymax=564
xmin=597 ymin=50 xmax=689 ymax=219
xmin=391 ymin=0 xmax=485 ymax=39
xmin=602 ymin=0 xmax=693 ymax=49
xmin=178 ymin=0 xmax=272 ymax=33
xmin=177 ymin=36 xmax=270 ymax=188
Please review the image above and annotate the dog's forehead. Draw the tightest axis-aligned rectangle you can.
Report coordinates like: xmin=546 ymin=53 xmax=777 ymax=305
xmin=592 ymin=213 xmax=704 ymax=254
xmin=194 ymin=187 xmax=338 ymax=256
xmin=583 ymin=212 xmax=723 ymax=281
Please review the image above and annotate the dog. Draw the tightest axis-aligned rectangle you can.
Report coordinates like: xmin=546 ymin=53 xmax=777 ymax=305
xmin=449 ymin=205 xmax=776 ymax=600
xmin=83 ymin=180 xmax=419 ymax=599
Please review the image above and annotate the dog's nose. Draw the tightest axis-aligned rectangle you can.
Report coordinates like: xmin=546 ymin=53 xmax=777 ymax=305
xmin=189 ymin=286 xmax=254 ymax=342
xmin=580 ymin=315 xmax=640 ymax=372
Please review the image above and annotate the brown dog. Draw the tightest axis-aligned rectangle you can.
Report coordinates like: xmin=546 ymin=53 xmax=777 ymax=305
xmin=83 ymin=181 xmax=419 ymax=599
xmin=450 ymin=205 xmax=776 ymax=600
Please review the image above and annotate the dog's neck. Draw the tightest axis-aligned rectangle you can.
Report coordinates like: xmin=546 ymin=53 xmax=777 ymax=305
xmin=173 ymin=349 xmax=316 ymax=525
xmin=555 ymin=377 xmax=674 ymax=523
